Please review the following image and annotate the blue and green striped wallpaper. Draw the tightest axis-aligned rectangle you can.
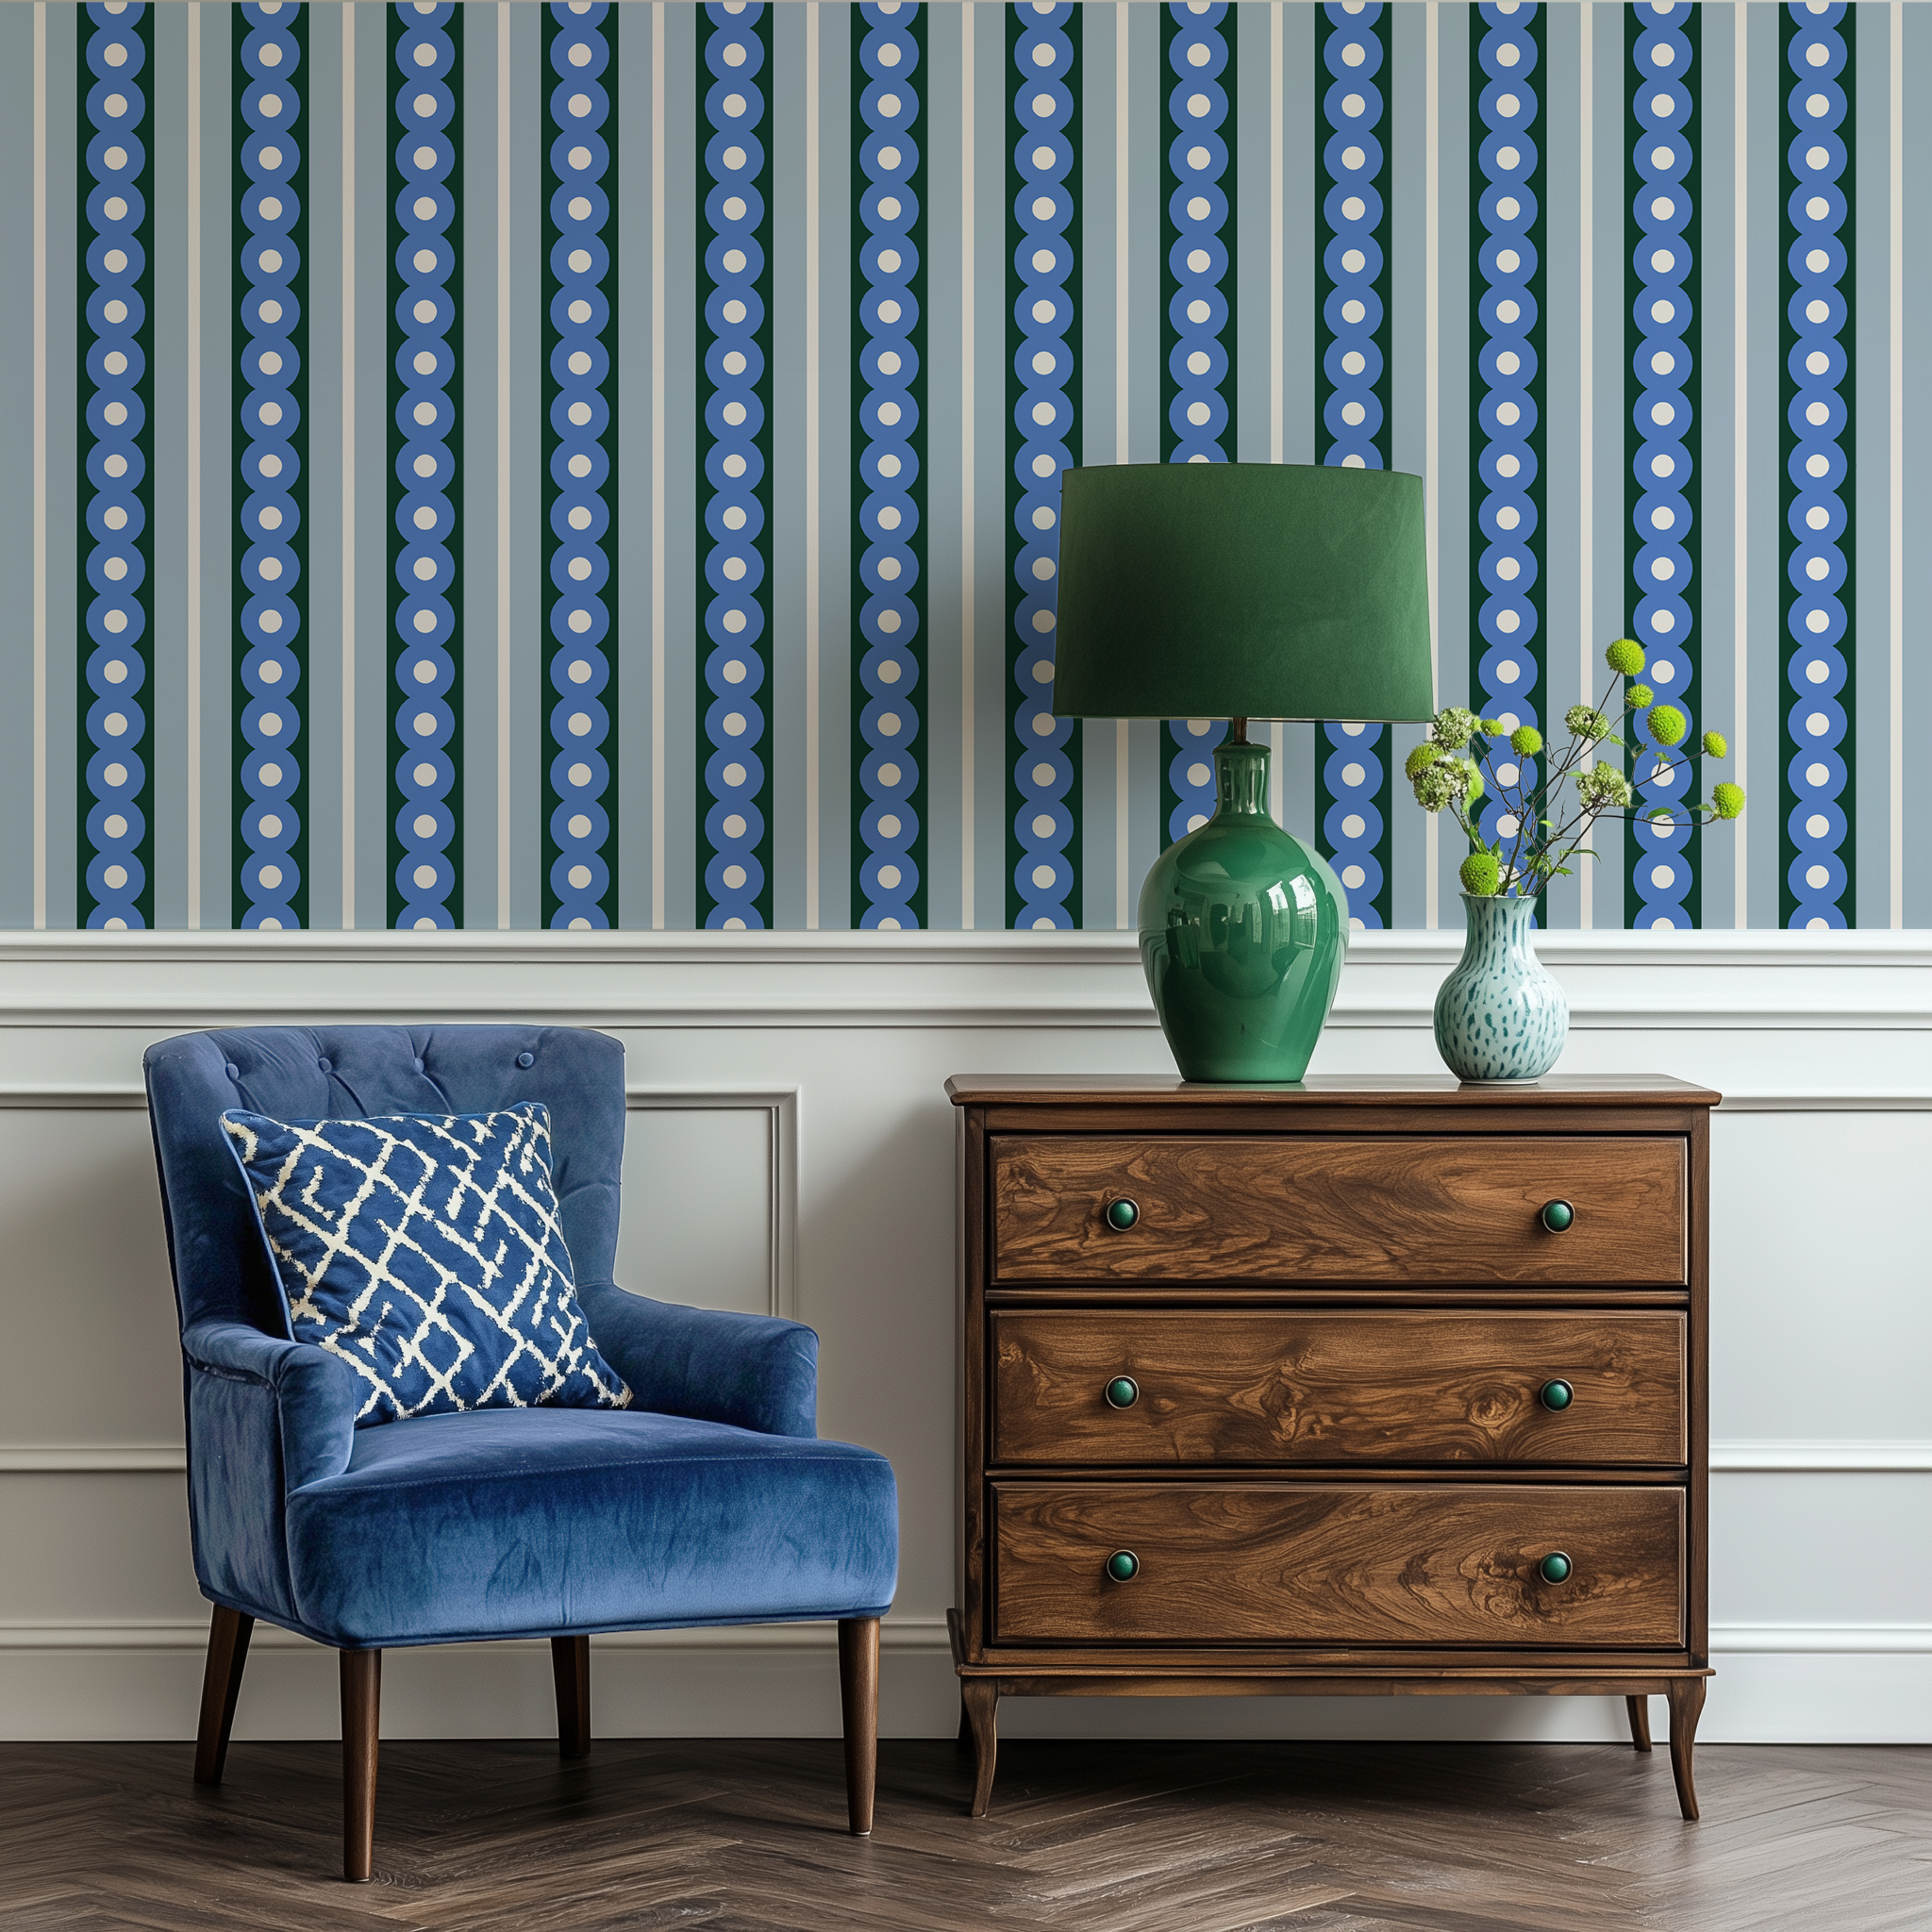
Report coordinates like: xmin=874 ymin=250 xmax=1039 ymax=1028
xmin=5 ymin=0 xmax=1930 ymax=932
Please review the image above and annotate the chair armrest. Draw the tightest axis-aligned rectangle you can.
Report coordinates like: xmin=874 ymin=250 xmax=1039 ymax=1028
xmin=182 ymin=1320 xmax=361 ymax=1492
xmin=577 ymin=1284 xmax=819 ymax=1438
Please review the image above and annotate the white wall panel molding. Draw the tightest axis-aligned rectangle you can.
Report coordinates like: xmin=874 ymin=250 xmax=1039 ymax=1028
xmin=0 ymin=1615 xmax=953 ymax=1657
xmin=0 ymin=927 xmax=1927 ymax=1034
xmin=12 ymin=1438 xmax=1925 ymax=1478
xmin=1711 ymin=1441 xmax=1932 ymax=1472
xmin=0 ymin=1446 xmax=184 ymax=1473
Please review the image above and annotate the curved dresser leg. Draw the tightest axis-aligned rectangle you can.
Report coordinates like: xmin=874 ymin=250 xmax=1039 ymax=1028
xmin=960 ymin=1678 xmax=999 ymax=1819
xmin=1666 ymin=1678 xmax=1706 ymax=1821
xmin=1625 ymin=1693 xmax=1653 ymax=1754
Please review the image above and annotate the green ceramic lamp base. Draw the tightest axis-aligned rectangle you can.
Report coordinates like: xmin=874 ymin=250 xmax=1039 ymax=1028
xmin=1137 ymin=736 xmax=1350 ymax=1083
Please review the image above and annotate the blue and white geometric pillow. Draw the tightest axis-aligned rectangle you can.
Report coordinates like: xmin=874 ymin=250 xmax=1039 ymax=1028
xmin=221 ymin=1102 xmax=631 ymax=1425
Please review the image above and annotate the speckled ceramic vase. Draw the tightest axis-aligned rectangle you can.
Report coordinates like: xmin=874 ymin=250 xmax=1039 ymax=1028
xmin=1433 ymin=893 xmax=1568 ymax=1082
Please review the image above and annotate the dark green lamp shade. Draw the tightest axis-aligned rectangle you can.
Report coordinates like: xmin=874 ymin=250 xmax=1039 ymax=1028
xmin=1051 ymin=462 xmax=1436 ymax=724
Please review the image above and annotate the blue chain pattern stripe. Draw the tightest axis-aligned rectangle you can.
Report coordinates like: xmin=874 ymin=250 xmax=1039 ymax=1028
xmin=543 ymin=3 xmax=616 ymax=931
xmin=1625 ymin=1 xmax=1700 ymax=931
xmin=235 ymin=1 xmax=308 ymax=932
xmin=1316 ymin=0 xmax=1392 ymax=931
xmin=698 ymin=2 xmax=774 ymax=930
xmin=388 ymin=1 xmax=461 ymax=930
xmin=1781 ymin=3 xmax=1853 ymax=930
xmin=1158 ymin=0 xmax=1230 ymax=847
xmin=853 ymin=2 xmax=926 ymax=931
xmin=1006 ymin=1 xmax=1079 ymax=930
xmin=79 ymin=2 xmax=154 ymax=931
xmin=1471 ymin=2 xmax=1544 ymax=904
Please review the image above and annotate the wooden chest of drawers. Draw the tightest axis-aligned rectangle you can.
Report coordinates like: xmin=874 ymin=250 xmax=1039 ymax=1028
xmin=948 ymin=1074 xmax=1718 ymax=1819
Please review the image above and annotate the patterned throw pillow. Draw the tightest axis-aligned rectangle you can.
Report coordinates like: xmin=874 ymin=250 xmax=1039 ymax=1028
xmin=221 ymin=1101 xmax=631 ymax=1425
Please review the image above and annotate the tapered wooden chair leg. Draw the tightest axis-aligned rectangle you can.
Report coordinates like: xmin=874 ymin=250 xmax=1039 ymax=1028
xmin=1666 ymin=1677 xmax=1707 ymax=1821
xmin=837 ymin=1616 xmax=879 ymax=1835
xmin=192 ymin=1606 xmax=254 ymax=1787
xmin=960 ymin=1678 xmax=999 ymax=1820
xmin=340 ymin=1649 xmax=382 ymax=1882
xmin=552 ymin=1635 xmax=591 ymax=1760
xmin=1625 ymin=1693 xmax=1653 ymax=1753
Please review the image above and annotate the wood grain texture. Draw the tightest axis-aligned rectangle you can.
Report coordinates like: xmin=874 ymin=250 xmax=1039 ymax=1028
xmin=192 ymin=1606 xmax=253 ymax=1788
xmin=991 ymin=1310 xmax=1687 ymax=1466
xmin=837 ymin=1618 xmax=880 ymax=1836
xmin=1 ymin=1739 xmax=1919 ymax=1931
xmin=991 ymin=1136 xmax=1688 ymax=1286
xmin=992 ymin=1483 xmax=1685 ymax=1649
xmin=339 ymin=1650 xmax=380 ymax=1885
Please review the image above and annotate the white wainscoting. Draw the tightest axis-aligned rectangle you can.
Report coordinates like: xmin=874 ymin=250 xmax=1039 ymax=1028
xmin=0 ymin=928 xmax=1928 ymax=1743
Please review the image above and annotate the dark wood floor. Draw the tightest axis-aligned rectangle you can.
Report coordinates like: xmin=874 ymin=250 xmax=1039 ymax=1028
xmin=2 ymin=1736 xmax=1927 ymax=1931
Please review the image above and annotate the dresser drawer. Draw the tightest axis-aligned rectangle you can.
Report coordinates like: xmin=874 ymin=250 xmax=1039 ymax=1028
xmin=991 ymin=1311 xmax=1686 ymax=1467
xmin=991 ymin=1136 xmax=1686 ymax=1286
xmin=992 ymin=1482 xmax=1684 ymax=1649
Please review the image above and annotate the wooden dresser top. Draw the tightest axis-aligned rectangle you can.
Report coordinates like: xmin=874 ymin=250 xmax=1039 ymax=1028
xmin=946 ymin=1074 xmax=1722 ymax=1110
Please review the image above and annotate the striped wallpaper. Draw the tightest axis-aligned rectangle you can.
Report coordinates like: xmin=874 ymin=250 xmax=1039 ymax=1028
xmin=4 ymin=0 xmax=1930 ymax=932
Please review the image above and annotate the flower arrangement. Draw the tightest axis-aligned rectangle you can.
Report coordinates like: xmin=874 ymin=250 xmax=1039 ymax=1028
xmin=1407 ymin=638 xmax=1745 ymax=898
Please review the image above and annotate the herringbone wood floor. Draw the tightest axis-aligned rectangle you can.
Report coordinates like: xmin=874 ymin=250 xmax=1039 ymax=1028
xmin=2 ymin=1737 xmax=1927 ymax=1932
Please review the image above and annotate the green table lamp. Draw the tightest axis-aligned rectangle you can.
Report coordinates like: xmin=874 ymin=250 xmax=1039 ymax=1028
xmin=1053 ymin=462 xmax=1437 ymax=1083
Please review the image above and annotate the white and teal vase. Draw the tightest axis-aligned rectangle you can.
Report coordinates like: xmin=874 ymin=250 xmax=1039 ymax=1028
xmin=1433 ymin=893 xmax=1569 ymax=1082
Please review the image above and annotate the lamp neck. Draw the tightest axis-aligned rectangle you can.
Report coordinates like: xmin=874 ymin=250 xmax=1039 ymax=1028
xmin=1213 ymin=739 xmax=1273 ymax=820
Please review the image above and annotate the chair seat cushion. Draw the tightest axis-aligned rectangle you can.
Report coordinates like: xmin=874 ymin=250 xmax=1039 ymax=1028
xmin=222 ymin=1102 xmax=631 ymax=1425
xmin=281 ymin=1407 xmax=898 ymax=1646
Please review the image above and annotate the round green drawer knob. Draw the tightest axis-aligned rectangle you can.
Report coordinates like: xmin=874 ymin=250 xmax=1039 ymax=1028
xmin=1105 ymin=1198 xmax=1141 ymax=1232
xmin=1105 ymin=1550 xmax=1140 ymax=1583
xmin=1538 ymin=1551 xmax=1573 ymax=1586
xmin=1540 ymin=1379 xmax=1574 ymax=1412
xmin=1105 ymin=1376 xmax=1141 ymax=1409
xmin=1540 ymin=1199 xmax=1575 ymax=1233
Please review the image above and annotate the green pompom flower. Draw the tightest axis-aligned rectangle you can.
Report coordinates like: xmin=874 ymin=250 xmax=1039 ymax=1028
xmin=1459 ymin=851 xmax=1502 ymax=897
xmin=1509 ymin=725 xmax=1543 ymax=757
xmin=1626 ymin=683 xmax=1655 ymax=710
xmin=1429 ymin=706 xmax=1479 ymax=751
xmin=1606 ymin=638 xmax=1646 ymax=676
xmin=1577 ymin=762 xmax=1634 ymax=810
xmin=1646 ymin=705 xmax=1688 ymax=746
xmin=1478 ymin=718 xmax=1506 ymax=738
xmin=1404 ymin=741 xmax=1442 ymax=782
xmin=1565 ymin=705 xmax=1611 ymax=743
xmin=1701 ymin=730 xmax=1728 ymax=758
xmin=1712 ymin=782 xmax=1745 ymax=820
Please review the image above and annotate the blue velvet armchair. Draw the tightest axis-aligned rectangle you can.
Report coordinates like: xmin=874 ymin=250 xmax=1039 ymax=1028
xmin=143 ymin=1024 xmax=898 ymax=1880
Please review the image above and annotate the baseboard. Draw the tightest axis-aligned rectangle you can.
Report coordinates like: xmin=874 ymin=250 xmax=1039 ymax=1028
xmin=2 ymin=1627 xmax=1927 ymax=1744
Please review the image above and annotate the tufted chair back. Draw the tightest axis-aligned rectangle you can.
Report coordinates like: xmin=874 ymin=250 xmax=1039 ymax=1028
xmin=143 ymin=1024 xmax=627 ymax=1338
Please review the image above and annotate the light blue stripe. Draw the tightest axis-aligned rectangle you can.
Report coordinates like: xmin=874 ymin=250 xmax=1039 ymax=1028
xmin=0 ymin=3 xmax=36 ymax=927
xmin=658 ymin=0 xmax=698 ymax=931
xmin=766 ymin=0 xmax=807 ymax=930
xmin=147 ymin=2 xmax=189 ymax=926
xmin=924 ymin=0 xmax=965 ymax=930
xmin=352 ymin=0 xmax=391 ymax=932
xmin=306 ymin=0 xmax=345 ymax=930
xmin=1853 ymin=0 xmax=1890 ymax=929
xmin=1905 ymin=1 xmax=1932 ymax=927
xmin=458 ymin=0 xmax=499 ymax=926
xmin=1386 ymin=0 xmax=1426 ymax=931
xmin=1584 ymin=0 xmax=1624 ymax=927
xmin=1277 ymin=2 xmax=1317 ymax=856
xmin=1233 ymin=0 xmax=1270 ymax=467
xmin=1691 ymin=1 xmax=1737 ymax=931
xmin=44 ymin=1 xmax=79 ymax=932
xmin=818 ymin=0 xmax=855 ymax=932
xmin=1124 ymin=1 xmax=1165 ymax=901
